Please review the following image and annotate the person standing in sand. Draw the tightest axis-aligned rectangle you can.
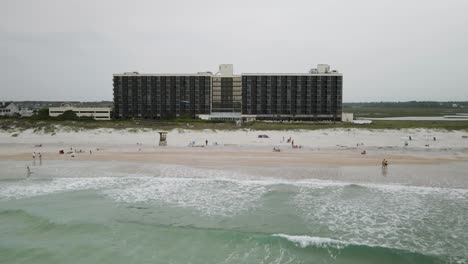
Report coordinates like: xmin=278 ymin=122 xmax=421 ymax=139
xmin=206 ymin=139 xmax=208 ymax=146
xmin=382 ymin=159 xmax=388 ymax=168
xmin=32 ymin=152 xmax=36 ymax=160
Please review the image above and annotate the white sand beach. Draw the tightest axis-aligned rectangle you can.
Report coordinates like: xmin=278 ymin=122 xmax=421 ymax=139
xmin=1 ymin=128 xmax=468 ymax=188
xmin=2 ymin=128 xmax=468 ymax=164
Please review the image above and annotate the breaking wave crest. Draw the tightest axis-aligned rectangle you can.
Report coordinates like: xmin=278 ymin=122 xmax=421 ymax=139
xmin=271 ymin=233 xmax=451 ymax=263
xmin=272 ymin=233 xmax=348 ymax=249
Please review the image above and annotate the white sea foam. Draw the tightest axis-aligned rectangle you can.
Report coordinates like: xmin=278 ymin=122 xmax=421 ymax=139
xmin=2 ymin=160 xmax=467 ymax=205
xmin=0 ymin=177 xmax=135 ymax=200
xmin=292 ymin=180 xmax=468 ymax=259
xmin=103 ymin=176 xmax=267 ymax=216
xmin=0 ymin=161 xmax=269 ymax=216
xmin=1 ymin=161 xmax=468 ymax=259
xmin=272 ymin=234 xmax=348 ymax=249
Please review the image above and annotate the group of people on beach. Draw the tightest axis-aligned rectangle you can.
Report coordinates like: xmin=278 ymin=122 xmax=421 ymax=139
xmin=69 ymin=147 xmax=97 ymax=156
xmin=28 ymin=151 xmax=42 ymax=176
xmin=282 ymin=136 xmax=302 ymax=148
xmin=32 ymin=152 xmax=42 ymax=162
xmin=188 ymin=139 xmax=207 ymax=147
xmin=187 ymin=139 xmax=219 ymax=147
xmin=28 ymin=145 xmax=100 ymax=176
xmin=283 ymin=137 xmax=294 ymax=145
xmin=356 ymin=142 xmax=390 ymax=169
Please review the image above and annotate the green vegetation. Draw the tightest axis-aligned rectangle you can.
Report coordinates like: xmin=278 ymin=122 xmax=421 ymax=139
xmin=56 ymin=110 xmax=78 ymax=120
xmin=244 ymin=120 xmax=468 ymax=131
xmin=1 ymin=118 xmax=467 ymax=133
xmin=32 ymin=108 xmax=50 ymax=120
xmin=344 ymin=101 xmax=468 ymax=118
xmin=0 ymin=118 xmax=238 ymax=133
xmin=1 ymin=103 xmax=468 ymax=133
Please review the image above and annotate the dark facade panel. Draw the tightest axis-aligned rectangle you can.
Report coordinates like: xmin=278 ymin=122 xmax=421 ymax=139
xmin=212 ymin=76 xmax=242 ymax=113
xmin=241 ymin=75 xmax=342 ymax=121
xmin=113 ymin=75 xmax=211 ymax=119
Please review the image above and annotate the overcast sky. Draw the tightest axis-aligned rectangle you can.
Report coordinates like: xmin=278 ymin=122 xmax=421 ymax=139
xmin=1 ymin=0 xmax=467 ymax=102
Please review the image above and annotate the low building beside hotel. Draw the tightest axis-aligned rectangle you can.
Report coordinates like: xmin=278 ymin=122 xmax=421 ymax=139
xmin=49 ymin=104 xmax=112 ymax=120
xmin=113 ymin=64 xmax=342 ymax=121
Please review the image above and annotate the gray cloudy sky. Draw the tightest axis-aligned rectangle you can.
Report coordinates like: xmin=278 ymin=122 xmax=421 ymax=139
xmin=1 ymin=0 xmax=467 ymax=102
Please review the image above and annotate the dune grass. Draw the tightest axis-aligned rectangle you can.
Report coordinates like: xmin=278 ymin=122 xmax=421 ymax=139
xmin=1 ymin=118 xmax=468 ymax=133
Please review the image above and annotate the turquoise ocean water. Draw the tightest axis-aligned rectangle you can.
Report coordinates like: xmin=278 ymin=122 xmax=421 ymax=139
xmin=1 ymin=161 xmax=467 ymax=263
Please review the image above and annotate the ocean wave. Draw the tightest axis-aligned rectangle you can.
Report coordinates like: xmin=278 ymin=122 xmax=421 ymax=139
xmin=272 ymin=233 xmax=348 ymax=249
xmin=292 ymin=181 xmax=468 ymax=261
xmin=0 ymin=207 xmax=458 ymax=263
xmin=271 ymin=233 xmax=454 ymax=263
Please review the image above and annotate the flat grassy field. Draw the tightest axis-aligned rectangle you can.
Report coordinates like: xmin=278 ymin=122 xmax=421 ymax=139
xmin=343 ymin=102 xmax=468 ymax=118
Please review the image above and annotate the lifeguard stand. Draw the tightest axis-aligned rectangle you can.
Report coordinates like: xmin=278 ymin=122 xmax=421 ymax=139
xmin=158 ymin=131 xmax=168 ymax=146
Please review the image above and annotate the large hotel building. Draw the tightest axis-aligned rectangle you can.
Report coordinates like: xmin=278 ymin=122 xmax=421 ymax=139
xmin=113 ymin=64 xmax=342 ymax=121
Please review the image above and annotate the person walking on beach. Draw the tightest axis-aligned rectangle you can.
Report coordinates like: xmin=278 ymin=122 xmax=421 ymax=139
xmin=38 ymin=152 xmax=42 ymax=164
xmin=89 ymin=150 xmax=92 ymax=155
xmin=205 ymin=139 xmax=208 ymax=146
xmin=32 ymin=152 xmax=36 ymax=160
xmin=382 ymin=159 xmax=388 ymax=168
xmin=26 ymin=166 xmax=31 ymax=177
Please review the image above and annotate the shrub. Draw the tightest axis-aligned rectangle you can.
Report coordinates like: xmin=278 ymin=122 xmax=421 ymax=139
xmin=57 ymin=110 xmax=78 ymax=120
xmin=31 ymin=108 xmax=50 ymax=120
